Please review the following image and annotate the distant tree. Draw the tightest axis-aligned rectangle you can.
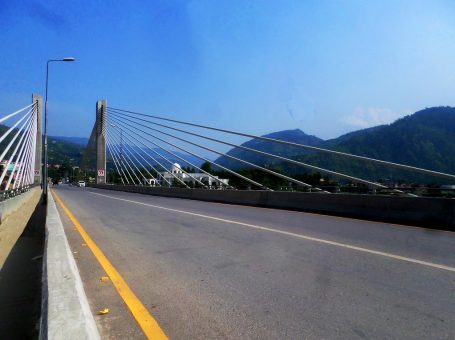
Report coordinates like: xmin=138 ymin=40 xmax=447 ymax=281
xmin=172 ymin=178 xmax=187 ymax=188
xmin=182 ymin=166 xmax=196 ymax=173
xmin=201 ymin=161 xmax=212 ymax=173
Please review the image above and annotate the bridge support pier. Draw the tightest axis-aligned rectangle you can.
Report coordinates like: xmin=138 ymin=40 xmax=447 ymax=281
xmin=32 ymin=94 xmax=42 ymax=185
xmin=96 ymin=100 xmax=107 ymax=184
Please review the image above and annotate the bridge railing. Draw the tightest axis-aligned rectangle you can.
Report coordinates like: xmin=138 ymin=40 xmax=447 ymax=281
xmin=0 ymin=183 xmax=41 ymax=202
xmin=0 ymin=95 xmax=42 ymax=201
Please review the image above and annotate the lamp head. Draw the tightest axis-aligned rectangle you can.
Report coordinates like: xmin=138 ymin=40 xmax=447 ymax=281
xmin=62 ymin=57 xmax=75 ymax=62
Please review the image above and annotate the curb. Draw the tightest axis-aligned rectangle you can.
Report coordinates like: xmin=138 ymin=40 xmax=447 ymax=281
xmin=40 ymin=191 xmax=100 ymax=340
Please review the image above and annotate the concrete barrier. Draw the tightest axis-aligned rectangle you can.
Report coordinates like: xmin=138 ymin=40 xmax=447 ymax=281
xmin=0 ymin=187 xmax=42 ymax=267
xmin=40 ymin=191 xmax=100 ymax=340
xmin=0 ymin=187 xmax=41 ymax=223
xmin=89 ymin=184 xmax=455 ymax=230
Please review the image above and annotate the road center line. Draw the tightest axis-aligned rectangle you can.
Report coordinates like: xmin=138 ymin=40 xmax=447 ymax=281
xmin=89 ymin=190 xmax=455 ymax=273
xmin=52 ymin=190 xmax=168 ymax=340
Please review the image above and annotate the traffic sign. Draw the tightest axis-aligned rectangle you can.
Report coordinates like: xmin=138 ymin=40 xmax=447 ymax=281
xmin=97 ymin=169 xmax=105 ymax=176
xmin=34 ymin=169 xmax=40 ymax=175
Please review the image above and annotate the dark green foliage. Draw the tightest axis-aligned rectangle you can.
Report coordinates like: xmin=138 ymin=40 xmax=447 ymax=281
xmin=211 ymin=167 xmax=330 ymax=191
xmin=181 ymin=166 xmax=196 ymax=173
xmin=201 ymin=161 xmax=212 ymax=173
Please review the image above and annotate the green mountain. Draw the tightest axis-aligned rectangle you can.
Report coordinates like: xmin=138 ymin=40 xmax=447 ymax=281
xmin=47 ymin=137 xmax=85 ymax=166
xmin=216 ymin=129 xmax=323 ymax=169
xmin=0 ymin=124 xmax=85 ymax=167
xmin=215 ymin=107 xmax=455 ymax=184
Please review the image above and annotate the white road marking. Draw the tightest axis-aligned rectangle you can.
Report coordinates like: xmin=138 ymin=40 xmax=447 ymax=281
xmin=89 ymin=191 xmax=455 ymax=273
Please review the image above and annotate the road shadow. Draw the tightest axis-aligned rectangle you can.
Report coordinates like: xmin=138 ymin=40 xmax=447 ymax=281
xmin=0 ymin=196 xmax=46 ymax=339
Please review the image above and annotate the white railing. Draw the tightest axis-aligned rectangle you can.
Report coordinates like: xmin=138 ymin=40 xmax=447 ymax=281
xmin=0 ymin=101 xmax=39 ymax=199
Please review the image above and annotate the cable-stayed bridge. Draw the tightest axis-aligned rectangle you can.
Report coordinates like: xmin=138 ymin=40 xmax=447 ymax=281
xmin=83 ymin=100 xmax=455 ymax=194
xmin=1 ymin=96 xmax=455 ymax=339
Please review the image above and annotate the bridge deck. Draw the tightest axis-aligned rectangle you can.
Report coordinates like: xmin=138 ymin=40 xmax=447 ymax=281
xmin=53 ymin=185 xmax=455 ymax=339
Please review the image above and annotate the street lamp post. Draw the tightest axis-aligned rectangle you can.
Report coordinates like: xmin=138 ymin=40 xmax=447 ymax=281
xmin=43 ymin=57 xmax=75 ymax=203
xmin=71 ymin=166 xmax=79 ymax=183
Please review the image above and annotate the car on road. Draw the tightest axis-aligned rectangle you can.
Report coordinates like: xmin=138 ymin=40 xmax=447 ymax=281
xmin=77 ymin=180 xmax=86 ymax=187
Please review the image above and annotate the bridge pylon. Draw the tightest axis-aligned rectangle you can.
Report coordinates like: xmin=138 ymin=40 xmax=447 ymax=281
xmin=96 ymin=100 xmax=107 ymax=184
xmin=32 ymin=93 xmax=42 ymax=185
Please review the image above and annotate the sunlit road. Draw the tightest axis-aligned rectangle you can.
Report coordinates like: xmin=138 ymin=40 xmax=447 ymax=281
xmin=54 ymin=185 xmax=455 ymax=339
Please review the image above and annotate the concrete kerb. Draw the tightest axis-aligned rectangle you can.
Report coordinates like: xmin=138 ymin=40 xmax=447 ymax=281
xmin=40 ymin=191 xmax=100 ymax=340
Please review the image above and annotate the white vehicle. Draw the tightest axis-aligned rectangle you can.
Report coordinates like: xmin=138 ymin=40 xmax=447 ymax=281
xmin=77 ymin=180 xmax=86 ymax=187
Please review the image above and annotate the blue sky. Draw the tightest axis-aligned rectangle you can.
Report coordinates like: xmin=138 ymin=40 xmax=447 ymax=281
xmin=1 ymin=0 xmax=455 ymax=140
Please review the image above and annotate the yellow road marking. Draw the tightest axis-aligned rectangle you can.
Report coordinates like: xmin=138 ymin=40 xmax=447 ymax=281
xmin=90 ymin=191 xmax=455 ymax=273
xmin=52 ymin=190 xmax=168 ymax=340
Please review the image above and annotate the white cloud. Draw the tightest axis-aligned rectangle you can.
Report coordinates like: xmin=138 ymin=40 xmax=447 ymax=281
xmin=341 ymin=107 xmax=411 ymax=128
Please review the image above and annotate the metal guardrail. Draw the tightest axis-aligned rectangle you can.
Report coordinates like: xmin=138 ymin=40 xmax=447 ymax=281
xmin=90 ymin=181 xmax=455 ymax=198
xmin=0 ymin=183 xmax=41 ymax=202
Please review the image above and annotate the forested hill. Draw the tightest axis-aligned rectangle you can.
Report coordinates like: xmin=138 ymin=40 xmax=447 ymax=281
xmin=215 ymin=129 xmax=324 ymax=169
xmin=0 ymin=125 xmax=86 ymax=166
xmin=215 ymin=107 xmax=455 ymax=182
xmin=325 ymin=106 xmax=455 ymax=172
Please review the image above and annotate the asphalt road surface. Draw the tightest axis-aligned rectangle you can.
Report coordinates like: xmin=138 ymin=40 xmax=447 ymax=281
xmin=53 ymin=185 xmax=455 ymax=339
